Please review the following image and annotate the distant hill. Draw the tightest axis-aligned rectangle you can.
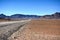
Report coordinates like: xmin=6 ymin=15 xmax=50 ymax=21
xmin=0 ymin=12 xmax=60 ymax=20
xmin=10 ymin=14 xmax=40 ymax=18
xmin=0 ymin=14 xmax=6 ymax=19
xmin=40 ymin=12 xmax=60 ymax=19
xmin=0 ymin=14 xmax=40 ymax=20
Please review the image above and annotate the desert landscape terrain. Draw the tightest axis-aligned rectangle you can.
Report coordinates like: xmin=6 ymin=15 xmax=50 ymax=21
xmin=0 ymin=0 xmax=60 ymax=40
xmin=8 ymin=19 xmax=60 ymax=40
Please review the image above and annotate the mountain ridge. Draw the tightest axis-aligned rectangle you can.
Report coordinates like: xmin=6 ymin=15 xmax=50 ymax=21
xmin=0 ymin=12 xmax=60 ymax=20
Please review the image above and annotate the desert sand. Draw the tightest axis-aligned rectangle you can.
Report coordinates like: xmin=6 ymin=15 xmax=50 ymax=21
xmin=8 ymin=19 xmax=60 ymax=40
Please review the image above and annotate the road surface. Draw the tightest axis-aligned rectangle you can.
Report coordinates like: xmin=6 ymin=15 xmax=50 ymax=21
xmin=0 ymin=19 xmax=31 ymax=40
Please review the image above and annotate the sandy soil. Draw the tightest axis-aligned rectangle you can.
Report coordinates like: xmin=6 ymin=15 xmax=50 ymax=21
xmin=8 ymin=19 xmax=60 ymax=40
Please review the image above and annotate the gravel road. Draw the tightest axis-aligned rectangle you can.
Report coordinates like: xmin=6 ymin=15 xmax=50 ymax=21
xmin=0 ymin=20 xmax=31 ymax=40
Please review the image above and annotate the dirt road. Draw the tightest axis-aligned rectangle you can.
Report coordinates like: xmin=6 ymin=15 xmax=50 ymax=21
xmin=0 ymin=20 xmax=31 ymax=40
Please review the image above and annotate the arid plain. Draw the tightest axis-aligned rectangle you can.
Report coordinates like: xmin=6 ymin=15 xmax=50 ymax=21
xmin=8 ymin=19 xmax=60 ymax=40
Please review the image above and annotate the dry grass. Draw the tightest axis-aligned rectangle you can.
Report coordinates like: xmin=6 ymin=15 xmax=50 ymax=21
xmin=8 ymin=19 xmax=60 ymax=40
xmin=0 ymin=19 xmax=11 ymax=22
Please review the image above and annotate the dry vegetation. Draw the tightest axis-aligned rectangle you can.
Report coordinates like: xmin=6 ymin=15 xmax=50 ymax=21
xmin=0 ymin=19 xmax=11 ymax=22
xmin=8 ymin=19 xmax=60 ymax=40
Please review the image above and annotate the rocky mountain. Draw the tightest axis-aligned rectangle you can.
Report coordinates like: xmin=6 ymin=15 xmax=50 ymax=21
xmin=0 ymin=14 xmax=6 ymax=19
xmin=40 ymin=12 xmax=60 ymax=19
xmin=9 ymin=14 xmax=40 ymax=20
xmin=0 ymin=12 xmax=60 ymax=20
xmin=0 ymin=14 xmax=40 ymax=20
xmin=52 ymin=12 xmax=60 ymax=18
xmin=10 ymin=14 xmax=40 ymax=18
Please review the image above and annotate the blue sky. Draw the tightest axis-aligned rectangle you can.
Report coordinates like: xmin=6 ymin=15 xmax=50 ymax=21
xmin=0 ymin=0 xmax=60 ymax=16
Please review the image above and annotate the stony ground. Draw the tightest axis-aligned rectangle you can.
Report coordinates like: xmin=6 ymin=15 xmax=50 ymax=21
xmin=8 ymin=19 xmax=60 ymax=40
